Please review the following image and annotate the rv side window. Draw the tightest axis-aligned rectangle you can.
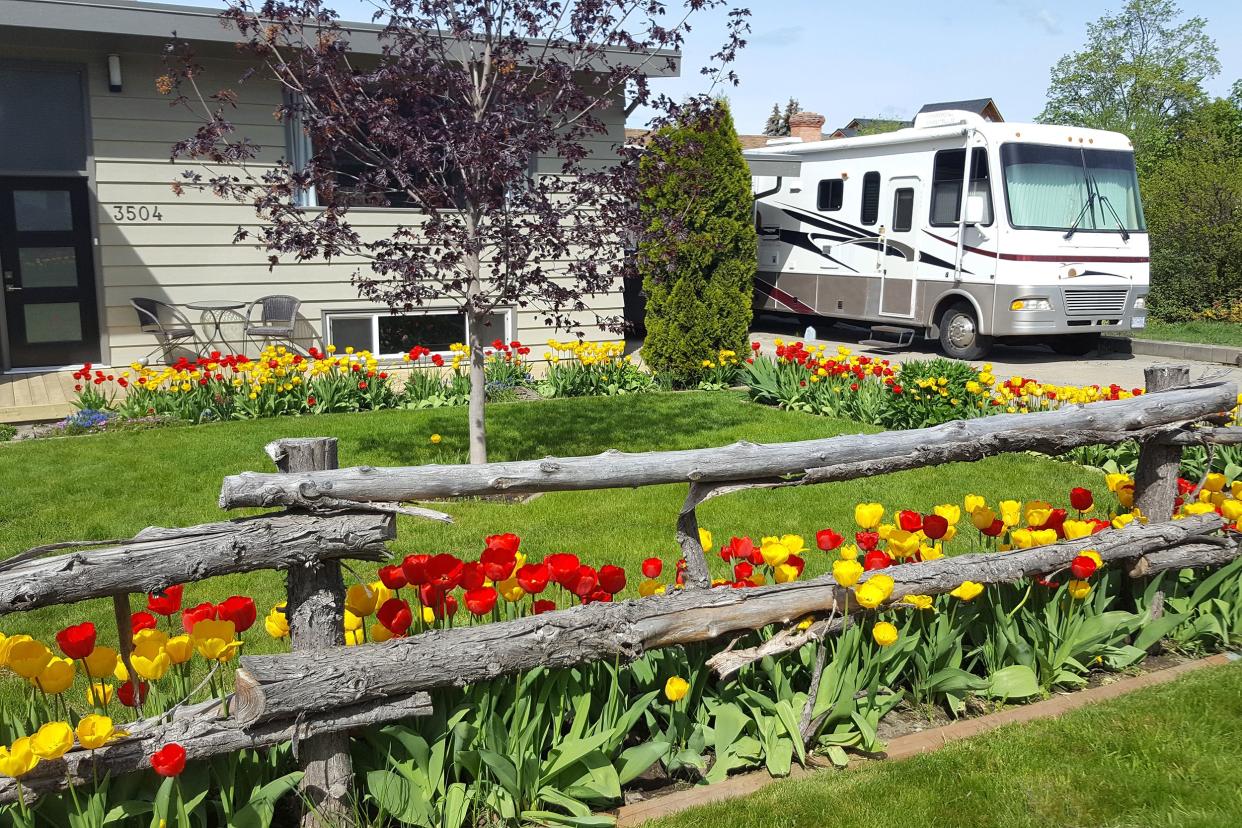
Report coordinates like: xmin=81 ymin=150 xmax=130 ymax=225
xmin=817 ymin=179 xmax=844 ymax=211
xmin=930 ymin=149 xmax=993 ymax=227
xmin=860 ymin=172 xmax=881 ymax=225
xmin=892 ymin=188 xmax=914 ymax=232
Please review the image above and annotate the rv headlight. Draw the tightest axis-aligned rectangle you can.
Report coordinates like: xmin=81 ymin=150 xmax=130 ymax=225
xmin=1134 ymin=295 xmax=1146 ymax=310
xmin=1011 ymin=298 xmax=1052 ymax=311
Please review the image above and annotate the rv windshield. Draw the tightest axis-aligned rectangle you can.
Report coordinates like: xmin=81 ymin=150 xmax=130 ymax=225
xmin=1000 ymin=144 xmax=1146 ymax=233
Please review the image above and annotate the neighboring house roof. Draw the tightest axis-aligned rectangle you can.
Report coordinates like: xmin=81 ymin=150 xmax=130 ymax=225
xmin=916 ymin=98 xmax=1003 ymax=121
xmin=624 ymin=128 xmax=816 ymax=149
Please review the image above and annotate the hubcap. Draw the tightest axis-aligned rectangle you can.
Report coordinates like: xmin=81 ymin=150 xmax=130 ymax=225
xmin=947 ymin=314 xmax=976 ymax=350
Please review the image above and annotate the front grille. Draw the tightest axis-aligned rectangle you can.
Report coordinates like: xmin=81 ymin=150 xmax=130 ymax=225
xmin=1063 ymin=288 xmax=1128 ymax=316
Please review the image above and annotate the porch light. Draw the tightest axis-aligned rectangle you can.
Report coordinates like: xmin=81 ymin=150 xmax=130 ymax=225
xmin=107 ymin=54 xmax=122 ymax=93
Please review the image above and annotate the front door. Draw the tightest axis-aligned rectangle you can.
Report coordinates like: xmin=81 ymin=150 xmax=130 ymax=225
xmin=878 ymin=176 xmax=921 ymax=318
xmin=0 ymin=177 xmax=99 ymax=367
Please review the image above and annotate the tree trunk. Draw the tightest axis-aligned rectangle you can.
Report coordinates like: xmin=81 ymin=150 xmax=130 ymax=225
xmin=269 ymin=439 xmax=354 ymax=828
xmin=464 ymin=208 xmax=488 ymax=465
xmin=1134 ymin=365 xmax=1191 ymax=521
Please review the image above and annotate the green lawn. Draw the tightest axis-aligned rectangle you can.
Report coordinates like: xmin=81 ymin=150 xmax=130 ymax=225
xmin=1127 ymin=319 xmax=1242 ymax=348
xmin=644 ymin=660 xmax=1242 ymax=828
xmin=0 ymin=391 xmax=1102 ymax=650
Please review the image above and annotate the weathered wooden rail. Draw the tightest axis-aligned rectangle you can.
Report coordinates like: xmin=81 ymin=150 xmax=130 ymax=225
xmin=2 ymin=366 xmax=1239 ymax=819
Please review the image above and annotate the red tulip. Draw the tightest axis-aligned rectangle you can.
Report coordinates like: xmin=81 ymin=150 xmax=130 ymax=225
xmin=1035 ymin=576 xmax=1060 ymax=589
xmin=1044 ymin=509 xmax=1068 ymax=537
xmin=566 ymin=565 xmax=598 ymax=598
xmin=532 ymin=599 xmax=556 ymax=615
xmin=855 ymin=531 xmax=880 ymax=551
xmin=217 ymin=596 xmax=257 ymax=633
xmin=898 ymin=510 xmax=922 ymax=532
xmin=921 ymin=515 xmax=949 ymax=540
xmin=584 ymin=589 xmax=613 ymax=604
xmin=147 ymin=585 xmax=184 ymax=617
xmin=863 ymin=550 xmax=892 ymax=571
xmin=1089 ymin=519 xmax=1111 ymax=534
xmin=181 ymin=602 xmax=217 ymax=633
xmin=464 ymin=587 xmax=499 ymax=616
xmin=479 ymin=546 xmax=516 ymax=582
xmin=484 ymin=533 xmax=521 ymax=557
xmin=418 ymin=582 xmax=445 ymax=612
xmin=441 ymin=594 xmax=459 ymax=618
xmin=1070 ymin=555 xmax=1098 ymax=580
xmin=460 ymin=561 xmax=487 ymax=591
xmin=118 ymin=680 xmax=149 ymax=708
xmin=981 ymin=519 xmax=1006 ymax=538
xmin=641 ymin=557 xmax=663 ymax=578
xmin=786 ymin=555 xmax=805 ymax=576
xmin=401 ymin=553 xmax=432 ymax=586
xmin=376 ymin=598 xmax=413 ymax=636
xmin=516 ymin=562 xmax=550 ymax=594
xmin=56 ymin=622 xmax=96 ymax=660
xmin=598 ymin=564 xmax=627 ymax=595
xmin=151 ymin=743 xmax=187 ymax=777
xmin=545 ymin=553 xmax=581 ymax=586
xmin=131 ymin=612 xmax=157 ymax=635
xmin=1069 ymin=487 xmax=1094 ymax=512
xmin=377 ymin=565 xmax=407 ymax=590
xmin=733 ymin=561 xmax=754 ymax=581
xmin=719 ymin=536 xmax=753 ymax=562
xmin=815 ymin=528 xmax=844 ymax=551
xmin=425 ymin=554 xmax=464 ymax=590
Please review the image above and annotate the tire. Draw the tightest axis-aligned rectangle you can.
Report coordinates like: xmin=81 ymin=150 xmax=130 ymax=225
xmin=1049 ymin=333 xmax=1101 ymax=356
xmin=938 ymin=304 xmax=993 ymax=361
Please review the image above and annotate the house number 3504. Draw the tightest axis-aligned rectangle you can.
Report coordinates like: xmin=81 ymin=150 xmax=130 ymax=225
xmin=111 ymin=205 xmax=165 ymax=222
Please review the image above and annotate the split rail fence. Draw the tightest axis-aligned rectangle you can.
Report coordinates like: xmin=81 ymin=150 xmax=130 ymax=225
xmin=2 ymin=365 xmax=1241 ymax=823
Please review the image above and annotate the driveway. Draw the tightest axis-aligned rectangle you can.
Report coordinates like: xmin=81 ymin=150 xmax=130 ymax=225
xmin=750 ymin=313 xmax=1242 ymax=391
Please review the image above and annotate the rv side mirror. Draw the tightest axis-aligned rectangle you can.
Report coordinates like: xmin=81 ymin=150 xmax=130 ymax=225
xmin=963 ymin=192 xmax=988 ymax=226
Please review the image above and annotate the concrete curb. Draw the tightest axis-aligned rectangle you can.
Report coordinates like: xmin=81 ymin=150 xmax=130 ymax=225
xmin=611 ymin=653 xmax=1237 ymax=827
xmin=1102 ymin=335 xmax=1242 ymax=367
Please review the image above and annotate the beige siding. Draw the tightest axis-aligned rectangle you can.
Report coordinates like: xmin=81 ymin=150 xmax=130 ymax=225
xmin=1 ymin=42 xmax=629 ymax=368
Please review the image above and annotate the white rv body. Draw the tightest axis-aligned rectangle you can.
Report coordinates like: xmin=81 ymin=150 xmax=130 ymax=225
xmin=744 ymin=111 xmax=1149 ymax=357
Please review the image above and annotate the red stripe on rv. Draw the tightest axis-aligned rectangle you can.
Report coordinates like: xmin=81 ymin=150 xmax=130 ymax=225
xmin=755 ymin=277 xmax=816 ymax=314
xmin=922 ymin=231 xmax=1149 ymax=264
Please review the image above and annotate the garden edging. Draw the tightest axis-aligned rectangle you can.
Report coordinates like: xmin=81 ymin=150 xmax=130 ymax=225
xmin=610 ymin=652 xmax=1240 ymax=827
xmin=1102 ymin=335 xmax=1242 ymax=366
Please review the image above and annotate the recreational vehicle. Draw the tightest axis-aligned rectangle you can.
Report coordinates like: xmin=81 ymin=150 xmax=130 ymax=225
xmin=744 ymin=110 xmax=1149 ymax=359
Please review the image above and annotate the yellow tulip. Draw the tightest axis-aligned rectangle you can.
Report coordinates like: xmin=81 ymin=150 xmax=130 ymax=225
xmin=265 ymin=603 xmax=290 ymax=639
xmin=345 ymin=628 xmax=365 ymax=646
xmin=1081 ymin=550 xmax=1103 ymax=568
xmin=950 ymin=581 xmax=985 ymax=602
xmin=34 ymin=656 xmax=76 ymax=694
xmin=760 ymin=537 xmax=790 ymax=567
xmin=86 ymin=682 xmax=114 ymax=707
xmin=76 ymin=715 xmax=124 ymax=750
xmin=941 ymin=524 xmax=958 ymax=543
xmin=345 ymin=584 xmax=381 ymax=617
xmin=1025 ymin=501 xmax=1052 ymax=527
xmin=698 ymin=527 xmax=713 ymax=552
xmin=638 ymin=579 xmax=664 ymax=597
xmin=31 ymin=721 xmax=74 ymax=760
xmin=774 ymin=563 xmax=800 ymax=583
xmin=0 ymin=737 xmax=40 ymax=778
xmin=133 ymin=629 xmax=168 ymax=651
xmin=131 ymin=649 xmax=171 ymax=682
xmin=1067 ymin=579 xmax=1091 ymax=600
xmin=189 ymin=619 xmax=243 ymax=662
xmin=664 ymin=676 xmax=690 ymax=702
xmin=971 ymin=506 xmax=998 ymax=531
xmin=1203 ymin=473 xmax=1226 ymax=493
xmin=369 ymin=623 xmax=393 ymax=643
xmin=876 ymin=523 xmax=895 ymax=541
xmin=854 ymin=503 xmax=885 ymax=530
xmin=1031 ymin=529 xmax=1058 ymax=546
xmin=1010 ymin=528 xmax=1036 ymax=549
xmin=1117 ymin=484 xmax=1135 ymax=508
xmin=780 ymin=535 xmax=806 ymax=556
xmin=901 ymin=594 xmax=935 ymax=611
xmin=919 ymin=543 xmax=944 ymax=561
xmin=853 ymin=581 xmax=888 ymax=609
xmin=5 ymin=638 xmax=52 ymax=680
xmin=872 ymin=621 xmax=899 ymax=647
xmin=832 ymin=559 xmax=863 ymax=587
xmin=84 ymin=646 xmax=119 ymax=679
xmin=964 ymin=494 xmax=987 ymax=515
xmin=497 ymin=577 xmax=525 ymax=603
xmin=886 ymin=530 xmax=920 ymax=559
xmin=421 ymin=606 xmax=436 ymax=624
xmin=999 ymin=500 xmax=1022 ymax=528
xmin=933 ymin=504 xmax=961 ymax=525
xmin=1062 ymin=519 xmax=1093 ymax=540
xmin=344 ymin=611 xmax=363 ymax=632
xmin=868 ymin=574 xmax=895 ymax=600
xmin=838 ymin=544 xmax=859 ymax=561
xmin=1222 ymin=500 xmax=1242 ymax=521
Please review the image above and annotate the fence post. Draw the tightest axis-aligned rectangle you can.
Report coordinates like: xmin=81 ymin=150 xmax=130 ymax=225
xmin=269 ymin=437 xmax=353 ymax=827
xmin=1134 ymin=365 xmax=1190 ymax=523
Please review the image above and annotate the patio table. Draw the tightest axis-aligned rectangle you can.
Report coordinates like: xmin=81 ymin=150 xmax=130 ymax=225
xmin=186 ymin=300 xmax=247 ymax=354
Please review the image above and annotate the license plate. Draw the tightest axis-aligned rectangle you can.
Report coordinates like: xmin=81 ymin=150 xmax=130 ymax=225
xmin=1132 ymin=317 xmax=1146 ymax=329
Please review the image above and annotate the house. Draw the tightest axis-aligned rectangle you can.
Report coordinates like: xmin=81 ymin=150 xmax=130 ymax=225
xmin=827 ymin=99 xmax=1002 ymax=139
xmin=0 ymin=0 xmax=673 ymax=373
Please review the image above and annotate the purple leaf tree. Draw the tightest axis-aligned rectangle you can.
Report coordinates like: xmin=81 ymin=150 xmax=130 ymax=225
xmin=162 ymin=0 xmax=749 ymax=462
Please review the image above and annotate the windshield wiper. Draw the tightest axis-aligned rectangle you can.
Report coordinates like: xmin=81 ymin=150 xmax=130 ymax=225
xmin=1064 ymin=149 xmax=1095 ymax=240
xmin=1094 ymin=188 xmax=1131 ymax=241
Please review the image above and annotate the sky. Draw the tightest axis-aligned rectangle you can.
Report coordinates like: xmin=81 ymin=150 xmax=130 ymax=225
xmin=168 ymin=0 xmax=1242 ymax=133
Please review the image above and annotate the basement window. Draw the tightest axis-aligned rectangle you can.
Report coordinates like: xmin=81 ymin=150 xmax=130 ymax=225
xmin=324 ymin=308 xmax=512 ymax=358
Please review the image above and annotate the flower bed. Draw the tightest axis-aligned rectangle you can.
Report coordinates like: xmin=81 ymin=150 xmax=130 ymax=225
xmin=4 ymin=482 xmax=1240 ymax=826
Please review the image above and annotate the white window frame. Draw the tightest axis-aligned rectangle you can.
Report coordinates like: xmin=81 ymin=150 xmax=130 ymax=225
xmin=322 ymin=307 xmax=514 ymax=360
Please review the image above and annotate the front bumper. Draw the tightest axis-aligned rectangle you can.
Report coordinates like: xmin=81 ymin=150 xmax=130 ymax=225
xmin=991 ymin=283 xmax=1146 ymax=337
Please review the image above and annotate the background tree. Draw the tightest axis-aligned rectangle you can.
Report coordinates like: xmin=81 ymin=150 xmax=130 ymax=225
xmin=780 ymin=96 xmax=801 ymax=136
xmin=1038 ymin=0 xmax=1219 ymax=160
xmin=1141 ymin=97 xmax=1242 ymax=318
xmin=762 ymin=102 xmax=784 ymax=136
xmin=639 ymin=101 xmax=756 ymax=385
xmin=165 ymin=0 xmax=749 ymax=463
xmin=854 ymin=118 xmax=906 ymax=137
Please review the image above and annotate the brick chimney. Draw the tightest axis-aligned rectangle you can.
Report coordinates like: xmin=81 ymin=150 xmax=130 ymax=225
xmin=788 ymin=111 xmax=826 ymax=143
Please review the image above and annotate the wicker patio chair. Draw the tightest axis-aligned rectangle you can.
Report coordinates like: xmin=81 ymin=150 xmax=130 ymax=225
xmin=131 ymin=298 xmax=198 ymax=365
xmin=242 ymin=294 xmax=302 ymax=351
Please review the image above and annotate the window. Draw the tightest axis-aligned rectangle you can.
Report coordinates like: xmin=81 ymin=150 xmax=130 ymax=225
xmin=860 ymin=172 xmax=881 ymax=225
xmin=892 ymin=188 xmax=914 ymax=232
xmin=817 ymin=179 xmax=844 ymax=211
xmin=1000 ymin=144 xmax=1146 ymax=232
xmin=0 ymin=66 xmax=87 ymax=171
xmin=930 ymin=148 xmax=994 ymax=226
xmin=325 ymin=308 xmax=512 ymax=357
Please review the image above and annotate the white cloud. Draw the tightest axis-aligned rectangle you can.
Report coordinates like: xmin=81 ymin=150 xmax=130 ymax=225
xmin=997 ymin=0 xmax=1062 ymax=36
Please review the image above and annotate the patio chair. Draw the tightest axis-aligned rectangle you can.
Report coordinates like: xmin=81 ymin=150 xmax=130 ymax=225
xmin=242 ymin=295 xmax=302 ymax=351
xmin=131 ymin=298 xmax=198 ymax=365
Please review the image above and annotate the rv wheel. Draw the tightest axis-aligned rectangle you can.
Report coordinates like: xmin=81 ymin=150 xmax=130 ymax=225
xmin=938 ymin=304 xmax=993 ymax=360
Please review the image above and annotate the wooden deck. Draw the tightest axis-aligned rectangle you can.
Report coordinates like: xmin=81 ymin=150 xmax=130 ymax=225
xmin=0 ymin=369 xmax=83 ymax=423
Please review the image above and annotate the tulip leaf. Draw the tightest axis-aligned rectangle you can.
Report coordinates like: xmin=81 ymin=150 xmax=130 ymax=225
xmin=984 ymin=664 xmax=1041 ymax=699
xmin=543 ymin=731 xmax=612 ymax=782
xmin=764 ymin=738 xmax=794 ymax=778
xmin=228 ymin=772 xmax=305 ymax=828
xmin=616 ymin=741 xmax=670 ymax=785
xmin=103 ymin=801 xmax=153 ymax=825
xmin=442 ymin=783 xmax=470 ymax=828
xmin=522 ymin=810 xmax=616 ymax=828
